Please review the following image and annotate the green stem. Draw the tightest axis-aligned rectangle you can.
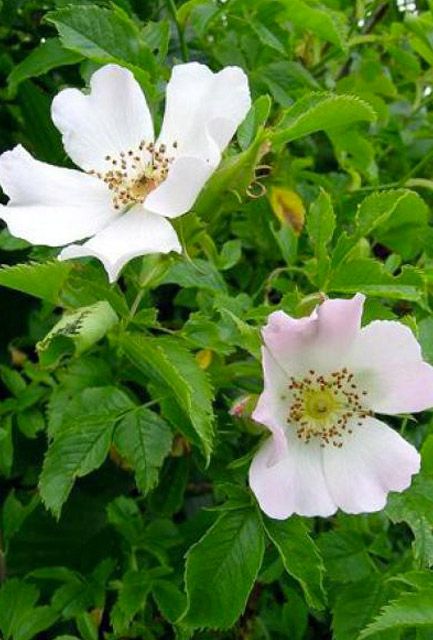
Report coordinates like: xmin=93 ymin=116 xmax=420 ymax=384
xmin=0 ymin=531 xmax=6 ymax=583
xmin=400 ymin=146 xmax=433 ymax=184
xmin=127 ymin=288 xmax=146 ymax=323
xmin=166 ymin=0 xmax=189 ymax=62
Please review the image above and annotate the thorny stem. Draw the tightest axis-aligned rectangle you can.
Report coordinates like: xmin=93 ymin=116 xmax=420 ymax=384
xmin=166 ymin=0 xmax=189 ymax=62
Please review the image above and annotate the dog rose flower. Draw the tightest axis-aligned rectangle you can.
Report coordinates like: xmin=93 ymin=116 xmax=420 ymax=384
xmin=0 ymin=63 xmax=251 ymax=281
xmin=250 ymin=294 xmax=433 ymax=519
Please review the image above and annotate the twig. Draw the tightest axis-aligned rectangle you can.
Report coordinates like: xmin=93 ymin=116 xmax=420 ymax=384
xmin=166 ymin=0 xmax=189 ymax=62
xmin=336 ymin=1 xmax=390 ymax=80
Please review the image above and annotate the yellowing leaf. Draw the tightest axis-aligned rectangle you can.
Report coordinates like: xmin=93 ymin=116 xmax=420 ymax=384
xmin=196 ymin=349 xmax=213 ymax=369
xmin=270 ymin=187 xmax=305 ymax=234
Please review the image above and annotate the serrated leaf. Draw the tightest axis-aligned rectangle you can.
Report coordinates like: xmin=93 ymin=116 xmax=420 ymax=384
xmin=58 ymin=264 xmax=129 ymax=315
xmin=280 ymin=0 xmax=348 ymax=49
xmin=0 ymin=579 xmax=58 ymax=640
xmin=113 ymin=406 xmax=172 ymax=494
xmin=120 ymin=334 xmax=214 ymax=458
xmin=273 ymin=93 xmax=376 ymax=145
xmin=8 ymin=38 xmax=82 ymax=94
xmin=46 ymin=5 xmax=156 ymax=84
xmin=0 ymin=261 xmax=73 ymax=304
xmin=360 ymin=590 xmax=433 ymax=638
xmin=386 ymin=475 xmax=433 ymax=567
xmin=264 ymin=517 xmax=326 ymax=610
xmin=37 ymin=301 xmax=118 ymax=366
xmin=111 ymin=569 xmax=151 ymax=634
xmin=306 ymin=189 xmax=335 ymax=287
xmin=329 ymin=260 xmax=425 ymax=301
xmin=39 ymin=387 xmax=134 ymax=517
xmin=160 ymin=258 xmax=227 ymax=292
xmin=152 ymin=580 xmax=187 ymax=623
xmin=333 ymin=576 xmax=394 ymax=640
xmin=182 ymin=508 xmax=265 ymax=629
xmin=356 ymin=189 xmax=428 ymax=240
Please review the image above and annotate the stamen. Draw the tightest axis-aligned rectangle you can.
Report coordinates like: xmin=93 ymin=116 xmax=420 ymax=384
xmin=87 ymin=140 xmax=175 ymax=211
xmin=286 ymin=368 xmax=371 ymax=448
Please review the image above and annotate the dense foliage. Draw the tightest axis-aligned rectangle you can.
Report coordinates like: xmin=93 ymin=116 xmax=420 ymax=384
xmin=2 ymin=0 xmax=433 ymax=638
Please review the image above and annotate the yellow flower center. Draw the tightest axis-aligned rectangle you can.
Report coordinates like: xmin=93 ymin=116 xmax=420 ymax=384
xmin=88 ymin=140 xmax=177 ymax=211
xmin=286 ymin=368 xmax=372 ymax=447
xmin=304 ymin=388 xmax=339 ymax=421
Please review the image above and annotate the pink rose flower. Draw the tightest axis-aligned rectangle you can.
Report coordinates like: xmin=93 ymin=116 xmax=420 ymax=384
xmin=249 ymin=294 xmax=433 ymax=519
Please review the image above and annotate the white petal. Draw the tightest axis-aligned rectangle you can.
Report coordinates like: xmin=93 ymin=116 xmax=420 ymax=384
xmin=0 ymin=145 xmax=115 ymax=246
xmin=144 ymin=156 xmax=214 ymax=219
xmin=262 ymin=294 xmax=365 ymax=376
xmin=347 ymin=320 xmax=433 ymax=414
xmin=323 ymin=417 xmax=420 ymax=514
xmin=252 ymin=347 xmax=291 ymax=460
xmin=158 ymin=62 xmax=251 ymax=167
xmin=52 ymin=64 xmax=154 ymax=172
xmin=59 ymin=206 xmax=181 ymax=282
xmin=249 ymin=432 xmax=337 ymax=519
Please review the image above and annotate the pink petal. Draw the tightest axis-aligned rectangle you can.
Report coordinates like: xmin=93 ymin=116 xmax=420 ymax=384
xmin=252 ymin=347 xmax=292 ymax=456
xmin=262 ymin=294 xmax=365 ymax=376
xmin=249 ymin=432 xmax=337 ymax=519
xmin=323 ymin=417 xmax=420 ymax=514
xmin=348 ymin=320 xmax=433 ymax=414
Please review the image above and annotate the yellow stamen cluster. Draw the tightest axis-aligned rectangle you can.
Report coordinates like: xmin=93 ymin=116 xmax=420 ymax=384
xmin=285 ymin=368 xmax=372 ymax=447
xmin=88 ymin=141 xmax=176 ymax=210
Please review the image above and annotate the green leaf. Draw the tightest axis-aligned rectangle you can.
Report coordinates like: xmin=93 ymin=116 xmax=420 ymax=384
xmin=333 ymin=576 xmax=394 ymax=640
xmin=0 ymin=261 xmax=73 ymax=304
xmin=273 ymin=93 xmax=376 ymax=146
xmin=183 ymin=508 xmax=265 ymax=629
xmin=111 ymin=569 xmax=151 ymax=634
xmin=113 ymin=406 xmax=173 ymax=494
xmin=58 ymin=264 xmax=129 ymax=316
xmin=329 ymin=127 xmax=378 ymax=182
xmin=386 ymin=475 xmax=433 ymax=568
xmin=161 ymin=258 xmax=227 ymax=292
xmin=2 ymin=491 xmax=39 ymax=546
xmin=8 ymin=38 xmax=82 ymax=94
xmin=17 ymin=81 xmax=64 ymax=164
xmin=356 ymin=189 xmax=428 ymax=241
xmin=237 ymin=95 xmax=272 ymax=151
xmin=120 ymin=333 xmax=214 ymax=458
xmin=318 ymin=530 xmax=374 ymax=583
xmin=328 ymin=260 xmax=425 ymax=302
xmin=39 ymin=387 xmax=133 ymax=517
xmin=195 ymin=135 xmax=266 ymax=222
xmin=360 ymin=590 xmax=433 ymax=638
xmin=280 ymin=0 xmax=348 ymax=49
xmin=0 ymin=415 xmax=13 ymax=477
xmin=37 ymin=301 xmax=118 ymax=365
xmin=251 ymin=21 xmax=286 ymax=55
xmin=46 ymin=5 xmax=156 ymax=80
xmin=263 ymin=517 xmax=326 ymax=610
xmin=0 ymin=579 xmax=57 ymax=640
xmin=152 ymin=580 xmax=187 ymax=624
xmin=306 ymin=189 xmax=336 ymax=287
